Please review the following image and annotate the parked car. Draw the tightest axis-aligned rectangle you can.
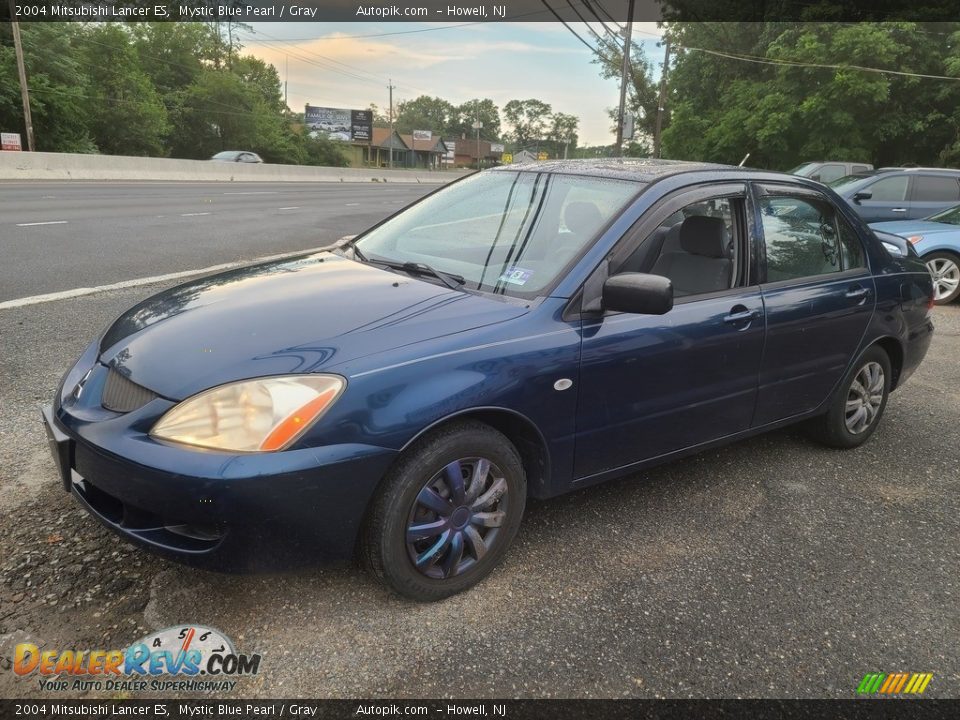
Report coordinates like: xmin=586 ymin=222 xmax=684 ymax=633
xmin=871 ymin=203 xmax=960 ymax=303
xmin=832 ymin=167 xmax=960 ymax=223
xmin=210 ymin=150 xmax=263 ymax=163
xmin=790 ymin=161 xmax=873 ymax=183
xmin=42 ymin=160 xmax=934 ymax=601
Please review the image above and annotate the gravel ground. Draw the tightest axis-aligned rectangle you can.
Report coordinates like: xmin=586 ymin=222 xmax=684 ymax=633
xmin=0 ymin=288 xmax=957 ymax=700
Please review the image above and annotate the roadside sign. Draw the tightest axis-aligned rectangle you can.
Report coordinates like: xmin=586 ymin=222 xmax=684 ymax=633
xmin=537 ymin=152 xmax=548 ymax=161
xmin=1 ymin=133 xmax=22 ymax=151
xmin=412 ymin=130 xmax=432 ymax=141
xmin=490 ymin=143 xmax=505 ymax=153
xmin=502 ymin=152 xmax=513 ymax=163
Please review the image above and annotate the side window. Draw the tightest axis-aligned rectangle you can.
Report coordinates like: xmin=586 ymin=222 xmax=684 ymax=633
xmin=852 ymin=165 xmax=870 ymax=173
xmin=837 ymin=215 xmax=866 ymax=270
xmin=818 ymin=164 xmax=846 ymax=183
xmin=913 ymin=175 xmax=960 ymax=202
xmin=641 ymin=197 xmax=739 ymax=297
xmin=760 ymin=195 xmax=844 ymax=281
xmin=866 ymin=176 xmax=909 ymax=202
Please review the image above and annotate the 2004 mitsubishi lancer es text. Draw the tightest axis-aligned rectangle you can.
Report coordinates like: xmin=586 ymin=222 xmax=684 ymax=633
xmin=43 ymin=160 xmax=935 ymax=601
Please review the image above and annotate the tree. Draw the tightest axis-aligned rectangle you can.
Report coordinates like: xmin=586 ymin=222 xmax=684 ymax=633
xmin=451 ymin=99 xmax=501 ymax=140
xmin=546 ymin=112 xmax=580 ymax=158
xmin=394 ymin=95 xmax=456 ymax=136
xmin=592 ymin=36 xmax=660 ymax=144
xmin=503 ymin=99 xmax=552 ymax=147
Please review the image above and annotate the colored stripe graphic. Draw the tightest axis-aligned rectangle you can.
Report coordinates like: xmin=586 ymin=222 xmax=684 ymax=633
xmin=858 ymin=672 xmax=932 ymax=695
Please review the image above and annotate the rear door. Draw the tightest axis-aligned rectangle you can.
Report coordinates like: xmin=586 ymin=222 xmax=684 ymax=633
xmin=753 ymin=184 xmax=875 ymax=426
xmin=908 ymin=174 xmax=960 ymax=219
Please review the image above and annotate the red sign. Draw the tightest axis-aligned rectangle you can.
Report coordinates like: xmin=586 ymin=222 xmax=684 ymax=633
xmin=1 ymin=133 xmax=22 ymax=151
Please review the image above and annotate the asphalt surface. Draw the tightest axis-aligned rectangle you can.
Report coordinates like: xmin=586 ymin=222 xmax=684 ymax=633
xmin=0 ymin=183 xmax=957 ymax=699
xmin=0 ymin=181 xmax=436 ymax=302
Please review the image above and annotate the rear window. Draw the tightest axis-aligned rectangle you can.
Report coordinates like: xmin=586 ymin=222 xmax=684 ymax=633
xmin=913 ymin=175 xmax=960 ymax=202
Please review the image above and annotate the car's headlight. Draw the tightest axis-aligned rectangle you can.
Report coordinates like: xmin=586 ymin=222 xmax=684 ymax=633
xmin=150 ymin=375 xmax=345 ymax=452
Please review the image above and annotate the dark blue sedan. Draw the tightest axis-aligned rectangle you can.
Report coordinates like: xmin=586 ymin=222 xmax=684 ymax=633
xmin=43 ymin=160 xmax=935 ymax=600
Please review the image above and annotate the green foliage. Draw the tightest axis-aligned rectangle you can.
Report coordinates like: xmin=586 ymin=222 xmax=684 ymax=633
xmin=0 ymin=21 xmax=346 ymax=167
xmin=659 ymin=22 xmax=960 ymax=169
xmin=502 ymin=99 xmax=552 ymax=147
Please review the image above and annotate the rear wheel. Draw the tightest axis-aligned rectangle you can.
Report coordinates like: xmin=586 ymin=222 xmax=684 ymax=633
xmin=361 ymin=421 xmax=526 ymax=601
xmin=807 ymin=345 xmax=891 ymax=449
xmin=925 ymin=251 xmax=960 ymax=304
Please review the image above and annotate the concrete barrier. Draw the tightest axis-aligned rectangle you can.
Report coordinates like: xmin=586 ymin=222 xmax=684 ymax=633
xmin=0 ymin=151 xmax=470 ymax=184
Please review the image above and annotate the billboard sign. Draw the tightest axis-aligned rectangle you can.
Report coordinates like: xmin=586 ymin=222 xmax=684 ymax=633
xmin=1 ymin=132 xmax=22 ymax=151
xmin=443 ymin=141 xmax=456 ymax=162
xmin=490 ymin=143 xmax=505 ymax=154
xmin=305 ymin=106 xmax=372 ymax=143
xmin=412 ymin=130 xmax=432 ymax=142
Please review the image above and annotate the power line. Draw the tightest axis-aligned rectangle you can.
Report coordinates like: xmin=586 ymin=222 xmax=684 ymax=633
xmin=680 ymin=45 xmax=960 ymax=82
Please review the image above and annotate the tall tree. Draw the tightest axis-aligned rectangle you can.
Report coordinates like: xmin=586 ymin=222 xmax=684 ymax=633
xmin=451 ymin=99 xmax=501 ymax=140
xmin=394 ymin=95 xmax=456 ymax=136
xmin=503 ymin=99 xmax=552 ymax=147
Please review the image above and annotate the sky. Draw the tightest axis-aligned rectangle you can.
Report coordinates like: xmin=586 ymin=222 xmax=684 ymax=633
xmin=242 ymin=22 xmax=666 ymax=146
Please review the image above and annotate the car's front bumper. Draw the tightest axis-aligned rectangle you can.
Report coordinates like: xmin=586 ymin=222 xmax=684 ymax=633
xmin=41 ymin=402 xmax=397 ymax=569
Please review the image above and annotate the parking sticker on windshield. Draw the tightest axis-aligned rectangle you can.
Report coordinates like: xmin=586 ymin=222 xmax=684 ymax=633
xmin=499 ymin=267 xmax=534 ymax=286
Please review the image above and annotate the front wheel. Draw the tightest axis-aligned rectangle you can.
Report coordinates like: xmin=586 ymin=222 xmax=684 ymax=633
xmin=807 ymin=345 xmax=891 ymax=449
xmin=361 ymin=421 xmax=526 ymax=601
xmin=925 ymin=251 xmax=960 ymax=304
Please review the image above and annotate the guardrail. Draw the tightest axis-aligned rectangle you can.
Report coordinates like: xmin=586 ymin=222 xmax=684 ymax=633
xmin=0 ymin=151 xmax=470 ymax=183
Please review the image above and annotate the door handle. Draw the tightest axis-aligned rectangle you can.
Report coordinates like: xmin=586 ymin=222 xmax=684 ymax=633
xmin=845 ymin=286 xmax=870 ymax=301
xmin=723 ymin=306 xmax=760 ymax=325
xmin=891 ymin=208 xmax=907 ymax=213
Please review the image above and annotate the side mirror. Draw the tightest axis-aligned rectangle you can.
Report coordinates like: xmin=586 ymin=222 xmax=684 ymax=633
xmin=853 ymin=190 xmax=872 ymax=203
xmin=602 ymin=273 xmax=674 ymax=315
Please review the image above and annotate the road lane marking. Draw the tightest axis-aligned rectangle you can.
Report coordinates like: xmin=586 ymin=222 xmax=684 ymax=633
xmin=345 ymin=202 xmax=360 ymax=206
xmin=222 ymin=191 xmax=279 ymax=195
xmin=0 ymin=246 xmax=327 ymax=311
xmin=15 ymin=220 xmax=68 ymax=227
xmin=180 ymin=212 xmax=210 ymax=217
xmin=278 ymin=206 xmax=300 ymax=210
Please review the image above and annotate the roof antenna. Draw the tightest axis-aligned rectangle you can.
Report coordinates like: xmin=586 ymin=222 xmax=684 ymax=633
xmin=738 ymin=153 xmax=751 ymax=167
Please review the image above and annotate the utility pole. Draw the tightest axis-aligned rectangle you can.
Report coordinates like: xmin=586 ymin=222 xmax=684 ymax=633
xmin=388 ymin=79 xmax=395 ymax=169
xmin=653 ymin=39 xmax=671 ymax=159
xmin=10 ymin=6 xmax=35 ymax=151
xmin=284 ymin=56 xmax=288 ymax=108
xmin=614 ymin=0 xmax=635 ymax=158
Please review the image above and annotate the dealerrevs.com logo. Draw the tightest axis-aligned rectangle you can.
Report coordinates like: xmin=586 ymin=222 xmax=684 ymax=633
xmin=14 ymin=625 xmax=261 ymax=693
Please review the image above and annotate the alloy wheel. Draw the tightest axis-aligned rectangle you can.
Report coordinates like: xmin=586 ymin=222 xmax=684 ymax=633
xmin=845 ymin=361 xmax=885 ymax=435
xmin=926 ymin=256 xmax=960 ymax=301
xmin=405 ymin=457 xmax=508 ymax=580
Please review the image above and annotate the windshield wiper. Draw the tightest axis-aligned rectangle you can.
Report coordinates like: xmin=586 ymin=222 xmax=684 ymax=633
xmin=366 ymin=256 xmax=466 ymax=291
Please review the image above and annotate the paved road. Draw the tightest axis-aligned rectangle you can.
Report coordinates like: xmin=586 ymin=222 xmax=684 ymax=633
xmin=0 ymin=181 xmax=436 ymax=302
xmin=0 ymin=286 xmax=957 ymax=698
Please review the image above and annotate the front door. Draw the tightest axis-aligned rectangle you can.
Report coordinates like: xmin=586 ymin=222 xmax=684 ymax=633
xmin=574 ymin=187 xmax=766 ymax=480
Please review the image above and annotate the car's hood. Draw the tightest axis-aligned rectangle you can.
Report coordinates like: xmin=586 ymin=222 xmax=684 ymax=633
xmin=869 ymin=220 xmax=958 ymax=236
xmin=99 ymin=252 xmax=527 ymax=400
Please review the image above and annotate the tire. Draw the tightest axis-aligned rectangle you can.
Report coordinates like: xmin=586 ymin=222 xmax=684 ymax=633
xmin=361 ymin=421 xmax=526 ymax=601
xmin=924 ymin=251 xmax=960 ymax=305
xmin=807 ymin=345 xmax=892 ymax=449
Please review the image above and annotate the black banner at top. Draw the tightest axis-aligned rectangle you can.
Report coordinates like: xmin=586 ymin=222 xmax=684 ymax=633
xmin=3 ymin=0 xmax=960 ymax=23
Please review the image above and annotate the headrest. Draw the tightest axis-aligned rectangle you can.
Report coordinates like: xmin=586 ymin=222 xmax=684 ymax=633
xmin=564 ymin=202 xmax=603 ymax=236
xmin=679 ymin=215 xmax=727 ymax=258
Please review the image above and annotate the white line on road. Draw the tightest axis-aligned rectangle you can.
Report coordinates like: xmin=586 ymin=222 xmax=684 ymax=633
xmin=0 ymin=246 xmax=326 ymax=311
xmin=222 ymin=191 xmax=278 ymax=195
xmin=15 ymin=220 xmax=68 ymax=227
xmin=345 ymin=202 xmax=360 ymax=206
xmin=278 ymin=206 xmax=300 ymax=210
xmin=180 ymin=212 xmax=210 ymax=217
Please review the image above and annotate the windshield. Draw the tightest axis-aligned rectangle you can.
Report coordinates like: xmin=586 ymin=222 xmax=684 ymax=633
xmin=354 ymin=171 xmax=641 ymax=297
xmin=828 ymin=174 xmax=870 ymax=188
xmin=925 ymin=204 xmax=960 ymax=225
xmin=212 ymin=151 xmax=239 ymax=159
xmin=788 ymin=163 xmax=817 ymax=176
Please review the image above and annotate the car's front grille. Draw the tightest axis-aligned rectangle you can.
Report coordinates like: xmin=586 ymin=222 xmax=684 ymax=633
xmin=101 ymin=367 xmax=157 ymax=413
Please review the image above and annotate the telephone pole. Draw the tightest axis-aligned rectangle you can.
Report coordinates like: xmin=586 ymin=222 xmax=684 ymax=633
xmin=9 ymin=5 xmax=35 ymax=151
xmin=653 ymin=39 xmax=671 ymax=159
xmin=614 ymin=0 xmax=635 ymax=158
xmin=388 ymin=80 xmax=396 ymax=169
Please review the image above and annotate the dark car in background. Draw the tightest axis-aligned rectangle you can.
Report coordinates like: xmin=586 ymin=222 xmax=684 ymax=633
xmin=832 ymin=167 xmax=960 ymax=223
xmin=790 ymin=161 xmax=874 ymax=184
xmin=42 ymin=160 xmax=935 ymax=601
xmin=210 ymin=150 xmax=264 ymax=163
